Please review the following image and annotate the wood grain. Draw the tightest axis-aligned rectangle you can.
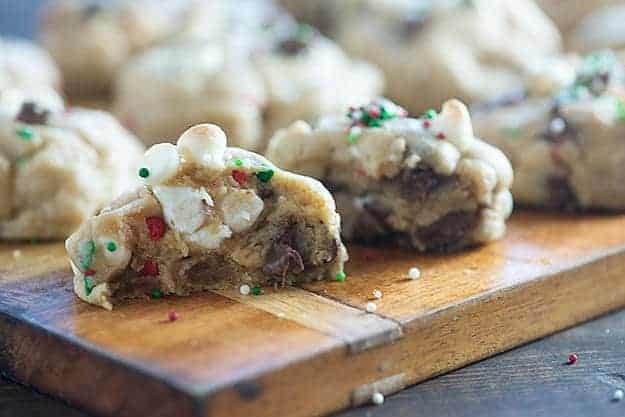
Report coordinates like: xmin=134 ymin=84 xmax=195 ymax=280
xmin=1 ymin=211 xmax=625 ymax=417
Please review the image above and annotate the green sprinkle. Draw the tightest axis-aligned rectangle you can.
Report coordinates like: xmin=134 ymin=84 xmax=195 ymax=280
xmin=106 ymin=241 xmax=117 ymax=252
xmin=150 ymin=289 xmax=164 ymax=299
xmin=616 ymin=99 xmax=625 ymax=122
xmin=138 ymin=167 xmax=150 ymax=178
xmin=78 ymin=240 xmax=96 ymax=270
xmin=379 ymin=106 xmax=394 ymax=120
xmin=424 ymin=109 xmax=437 ymax=120
xmin=256 ymin=169 xmax=274 ymax=183
xmin=336 ymin=271 xmax=346 ymax=282
xmin=16 ymin=127 xmax=34 ymax=140
xmin=296 ymin=23 xmax=315 ymax=40
xmin=84 ymin=276 xmax=95 ymax=296
xmin=251 ymin=285 xmax=263 ymax=296
xmin=348 ymin=126 xmax=362 ymax=144
xmin=234 ymin=158 xmax=243 ymax=167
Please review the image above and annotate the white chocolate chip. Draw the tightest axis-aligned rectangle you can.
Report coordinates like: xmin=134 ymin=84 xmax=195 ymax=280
xmin=177 ymin=124 xmax=226 ymax=170
xmin=366 ymin=302 xmax=377 ymax=313
xmin=408 ymin=267 xmax=421 ymax=280
xmin=188 ymin=223 xmax=232 ymax=249
xmin=372 ymin=392 xmax=384 ymax=405
xmin=433 ymin=99 xmax=474 ymax=152
xmin=152 ymin=186 xmax=213 ymax=234
xmin=219 ymin=189 xmax=264 ymax=233
xmin=373 ymin=289 xmax=383 ymax=299
xmin=239 ymin=284 xmax=251 ymax=296
xmin=139 ymin=143 xmax=179 ymax=185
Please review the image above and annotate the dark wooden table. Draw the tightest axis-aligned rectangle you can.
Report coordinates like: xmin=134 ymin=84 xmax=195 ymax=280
xmin=2 ymin=308 xmax=625 ymax=417
xmin=2 ymin=2 xmax=625 ymax=416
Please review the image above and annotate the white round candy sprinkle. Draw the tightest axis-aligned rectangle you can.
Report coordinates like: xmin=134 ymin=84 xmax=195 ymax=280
xmin=373 ymin=289 xmax=383 ymax=300
xmin=408 ymin=267 xmax=421 ymax=280
xmin=366 ymin=302 xmax=377 ymax=313
xmin=140 ymin=143 xmax=179 ymax=185
xmin=177 ymin=124 xmax=226 ymax=170
xmin=613 ymin=389 xmax=624 ymax=401
xmin=372 ymin=392 xmax=384 ymax=405
xmin=239 ymin=284 xmax=251 ymax=296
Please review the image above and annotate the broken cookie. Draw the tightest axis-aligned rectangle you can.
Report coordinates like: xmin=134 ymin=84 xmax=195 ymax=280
xmin=266 ymin=98 xmax=513 ymax=251
xmin=66 ymin=123 xmax=347 ymax=310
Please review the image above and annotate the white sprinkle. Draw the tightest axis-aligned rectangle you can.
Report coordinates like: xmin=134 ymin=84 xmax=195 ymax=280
xmin=373 ymin=289 xmax=383 ymax=300
xmin=239 ymin=284 xmax=251 ymax=296
xmin=372 ymin=392 xmax=384 ymax=405
xmin=12 ymin=250 xmax=22 ymax=258
xmin=613 ymin=389 xmax=624 ymax=401
xmin=366 ymin=302 xmax=377 ymax=313
xmin=549 ymin=117 xmax=566 ymax=135
xmin=408 ymin=267 xmax=421 ymax=280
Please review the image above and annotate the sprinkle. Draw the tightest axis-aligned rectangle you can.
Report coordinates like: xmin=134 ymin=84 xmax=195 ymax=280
xmin=436 ymin=132 xmax=446 ymax=140
xmin=234 ymin=158 xmax=243 ymax=167
xmin=256 ymin=170 xmax=274 ymax=183
xmin=106 ymin=241 xmax=117 ymax=252
xmin=150 ymin=289 xmax=164 ymax=299
xmin=366 ymin=302 xmax=377 ymax=313
xmin=373 ymin=289 xmax=383 ymax=299
xmin=348 ymin=126 xmax=362 ymax=144
xmin=84 ymin=269 xmax=96 ymax=276
xmin=16 ymin=127 xmax=35 ymax=140
xmin=567 ymin=353 xmax=578 ymax=365
xmin=616 ymin=99 xmax=625 ymax=122
xmin=146 ymin=216 xmax=167 ymax=241
xmin=168 ymin=311 xmax=179 ymax=322
xmin=232 ymin=170 xmax=248 ymax=186
xmin=251 ymin=285 xmax=263 ymax=296
xmin=372 ymin=392 xmax=384 ymax=405
xmin=408 ymin=267 xmax=421 ymax=280
xmin=78 ymin=240 xmax=96 ymax=270
xmin=239 ymin=284 xmax=251 ymax=296
xmin=138 ymin=167 xmax=150 ymax=178
xmin=424 ymin=109 xmax=437 ymax=119
xmin=141 ymin=260 xmax=159 ymax=277
xmin=613 ymin=389 xmax=624 ymax=402
xmin=368 ymin=106 xmax=381 ymax=119
xmin=12 ymin=249 xmax=21 ymax=258
xmin=336 ymin=271 xmax=346 ymax=282
xmin=422 ymin=120 xmax=431 ymax=129
xmin=84 ymin=276 xmax=95 ymax=296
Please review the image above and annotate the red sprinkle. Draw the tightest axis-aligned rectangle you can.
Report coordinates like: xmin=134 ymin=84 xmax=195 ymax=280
xmin=84 ymin=269 xmax=96 ymax=276
xmin=567 ymin=353 xmax=578 ymax=364
xmin=422 ymin=120 xmax=431 ymax=129
xmin=141 ymin=260 xmax=159 ymax=277
xmin=146 ymin=216 xmax=167 ymax=241
xmin=168 ymin=311 xmax=179 ymax=322
xmin=368 ymin=107 xmax=381 ymax=118
xmin=436 ymin=132 xmax=446 ymax=140
xmin=232 ymin=170 xmax=248 ymax=186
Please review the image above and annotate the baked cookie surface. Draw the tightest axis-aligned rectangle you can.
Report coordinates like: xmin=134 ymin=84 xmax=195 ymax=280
xmin=66 ymin=124 xmax=347 ymax=310
xmin=266 ymin=98 xmax=513 ymax=251
xmin=473 ymin=51 xmax=625 ymax=211
xmin=0 ymin=91 xmax=144 ymax=239
xmin=567 ymin=4 xmax=625 ymax=53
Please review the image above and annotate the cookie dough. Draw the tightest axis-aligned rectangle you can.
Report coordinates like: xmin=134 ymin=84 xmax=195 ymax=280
xmin=0 ymin=92 xmax=144 ymax=239
xmin=335 ymin=0 xmax=561 ymax=115
xmin=567 ymin=4 xmax=625 ymax=53
xmin=66 ymin=123 xmax=347 ymax=310
xmin=473 ymin=50 xmax=625 ymax=211
xmin=113 ymin=42 xmax=267 ymax=149
xmin=40 ymin=0 xmax=227 ymax=97
xmin=266 ymin=98 xmax=513 ymax=251
xmin=1 ymin=37 xmax=61 ymax=91
xmin=536 ymin=0 xmax=622 ymax=35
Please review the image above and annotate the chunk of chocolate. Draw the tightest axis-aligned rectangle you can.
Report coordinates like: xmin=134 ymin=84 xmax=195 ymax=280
xmin=413 ymin=210 xmax=478 ymax=251
xmin=546 ymin=176 xmax=579 ymax=211
xmin=16 ymin=102 xmax=50 ymax=125
xmin=263 ymin=225 xmax=304 ymax=277
xmin=397 ymin=166 xmax=454 ymax=201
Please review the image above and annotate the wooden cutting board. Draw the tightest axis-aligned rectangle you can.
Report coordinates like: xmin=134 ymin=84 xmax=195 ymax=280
xmin=2 ymin=211 xmax=625 ymax=417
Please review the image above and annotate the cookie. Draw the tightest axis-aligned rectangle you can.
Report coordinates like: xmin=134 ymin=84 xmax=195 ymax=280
xmin=568 ymin=4 xmax=625 ymax=53
xmin=66 ymin=124 xmax=347 ymax=310
xmin=266 ymin=98 xmax=513 ymax=252
xmin=40 ymin=0 xmax=227 ymax=97
xmin=0 ymin=37 xmax=61 ymax=91
xmin=335 ymin=0 xmax=561 ymax=115
xmin=473 ymin=51 xmax=625 ymax=211
xmin=536 ymin=0 xmax=621 ymax=35
xmin=113 ymin=42 xmax=267 ymax=150
xmin=0 ymin=92 xmax=144 ymax=239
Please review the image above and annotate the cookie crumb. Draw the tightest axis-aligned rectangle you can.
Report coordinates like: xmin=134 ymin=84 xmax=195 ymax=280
xmin=373 ymin=289 xmax=383 ymax=300
xmin=372 ymin=392 xmax=384 ymax=405
xmin=613 ymin=389 xmax=624 ymax=402
xmin=239 ymin=284 xmax=251 ymax=296
xmin=366 ymin=302 xmax=377 ymax=313
xmin=12 ymin=250 xmax=22 ymax=258
xmin=408 ymin=267 xmax=421 ymax=280
xmin=168 ymin=311 xmax=179 ymax=322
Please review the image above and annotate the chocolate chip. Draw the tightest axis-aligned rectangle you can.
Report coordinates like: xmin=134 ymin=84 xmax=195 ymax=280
xmin=257 ymin=183 xmax=274 ymax=200
xmin=277 ymin=38 xmax=309 ymax=55
xmin=412 ymin=211 xmax=478 ymax=251
xmin=15 ymin=102 xmax=50 ymax=125
xmin=397 ymin=166 xmax=453 ymax=201
xmin=546 ymin=176 xmax=579 ymax=211
xmin=263 ymin=225 xmax=304 ymax=278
